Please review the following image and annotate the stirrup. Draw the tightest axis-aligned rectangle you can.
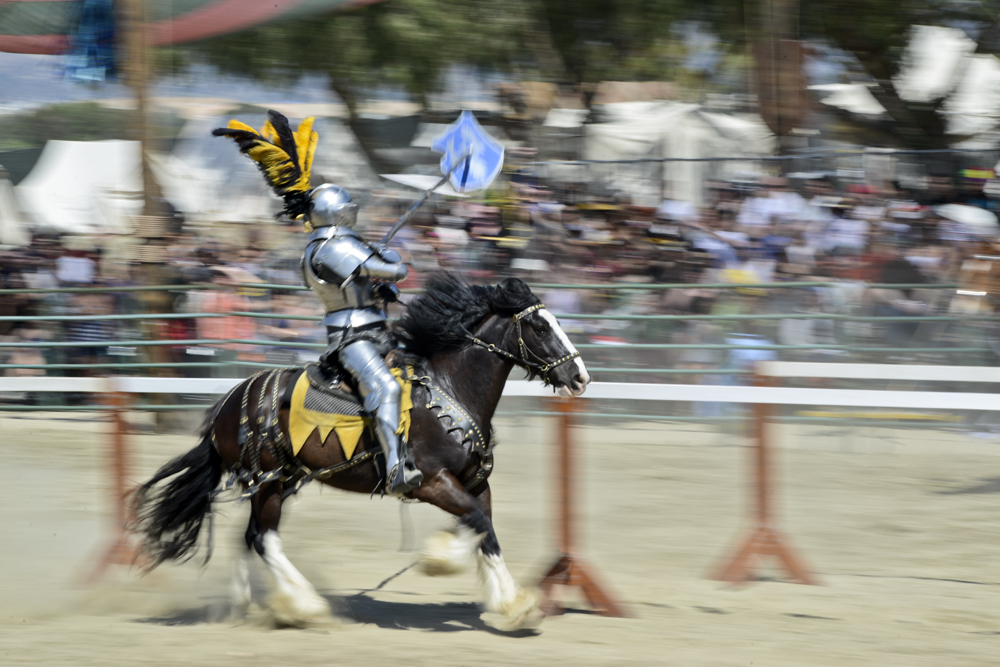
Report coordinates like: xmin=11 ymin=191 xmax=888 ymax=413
xmin=387 ymin=461 xmax=423 ymax=496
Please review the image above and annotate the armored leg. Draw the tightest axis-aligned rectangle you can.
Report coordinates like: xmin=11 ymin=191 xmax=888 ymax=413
xmin=338 ymin=340 xmax=422 ymax=495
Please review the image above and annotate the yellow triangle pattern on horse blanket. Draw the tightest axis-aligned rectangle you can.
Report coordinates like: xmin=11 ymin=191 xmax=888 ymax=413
xmin=289 ymin=368 xmax=413 ymax=459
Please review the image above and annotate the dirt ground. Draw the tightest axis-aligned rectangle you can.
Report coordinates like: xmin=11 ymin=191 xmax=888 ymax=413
xmin=1 ymin=408 xmax=998 ymax=666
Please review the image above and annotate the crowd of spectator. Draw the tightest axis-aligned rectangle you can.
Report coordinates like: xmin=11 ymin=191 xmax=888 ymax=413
xmin=3 ymin=167 xmax=1000 ymax=401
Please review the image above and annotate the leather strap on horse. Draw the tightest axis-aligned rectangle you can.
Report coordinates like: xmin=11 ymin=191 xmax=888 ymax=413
xmin=413 ymin=374 xmax=490 ymax=455
xmin=408 ymin=373 xmax=495 ymax=494
xmin=467 ymin=303 xmax=579 ymax=377
xmin=280 ymin=447 xmax=381 ymax=499
xmin=226 ymin=369 xmax=292 ymax=500
xmin=462 ymin=452 xmax=494 ymax=496
xmin=284 ymin=374 xmax=497 ymax=498
xmin=225 ymin=366 xmax=496 ymax=500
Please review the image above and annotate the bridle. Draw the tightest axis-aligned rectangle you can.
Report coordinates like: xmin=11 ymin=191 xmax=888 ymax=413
xmin=466 ymin=303 xmax=580 ymax=377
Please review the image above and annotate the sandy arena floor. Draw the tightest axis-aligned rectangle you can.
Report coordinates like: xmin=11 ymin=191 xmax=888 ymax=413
xmin=0 ymin=408 xmax=998 ymax=666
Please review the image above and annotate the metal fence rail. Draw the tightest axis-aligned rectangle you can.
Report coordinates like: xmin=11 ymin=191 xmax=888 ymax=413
xmin=0 ymin=281 xmax=992 ymax=402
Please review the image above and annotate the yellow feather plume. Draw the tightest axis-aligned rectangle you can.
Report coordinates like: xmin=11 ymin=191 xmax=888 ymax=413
xmin=292 ymin=117 xmax=318 ymax=193
xmin=227 ymin=119 xmax=260 ymax=135
xmin=213 ymin=110 xmax=320 ymax=220
xmin=261 ymin=119 xmax=279 ymax=146
xmin=247 ymin=142 xmax=295 ymax=185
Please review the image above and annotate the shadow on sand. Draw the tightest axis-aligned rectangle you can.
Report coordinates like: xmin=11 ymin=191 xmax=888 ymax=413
xmin=133 ymin=593 xmax=538 ymax=637
xmin=938 ymin=477 xmax=1000 ymax=495
xmin=133 ymin=599 xmax=232 ymax=626
xmin=338 ymin=593 xmax=539 ymax=637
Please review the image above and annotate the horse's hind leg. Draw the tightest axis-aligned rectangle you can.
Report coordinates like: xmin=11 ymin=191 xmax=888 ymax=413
xmin=228 ymin=513 xmax=259 ymax=619
xmin=414 ymin=475 xmax=541 ymax=628
xmin=250 ymin=482 xmax=332 ymax=626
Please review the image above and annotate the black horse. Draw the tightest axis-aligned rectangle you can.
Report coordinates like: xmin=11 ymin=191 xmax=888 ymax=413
xmin=133 ymin=274 xmax=590 ymax=628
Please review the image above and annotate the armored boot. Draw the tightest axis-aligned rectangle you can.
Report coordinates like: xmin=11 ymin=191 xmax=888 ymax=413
xmin=373 ymin=412 xmax=423 ymax=496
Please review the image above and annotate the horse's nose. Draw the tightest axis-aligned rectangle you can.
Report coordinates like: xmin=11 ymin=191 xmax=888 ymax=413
xmin=572 ymin=372 xmax=586 ymax=387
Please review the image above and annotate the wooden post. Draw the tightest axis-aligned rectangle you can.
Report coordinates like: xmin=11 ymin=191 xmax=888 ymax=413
xmin=713 ymin=370 xmax=816 ymax=585
xmin=85 ymin=379 xmax=141 ymax=582
xmin=538 ymin=397 xmax=627 ymax=617
xmin=118 ymin=0 xmax=161 ymax=216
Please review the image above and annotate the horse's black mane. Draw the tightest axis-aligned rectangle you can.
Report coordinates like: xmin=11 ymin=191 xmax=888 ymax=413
xmin=395 ymin=273 xmax=540 ymax=359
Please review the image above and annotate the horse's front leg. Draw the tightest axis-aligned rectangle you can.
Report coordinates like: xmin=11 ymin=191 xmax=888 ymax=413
xmin=250 ymin=481 xmax=332 ymax=626
xmin=413 ymin=473 xmax=541 ymax=628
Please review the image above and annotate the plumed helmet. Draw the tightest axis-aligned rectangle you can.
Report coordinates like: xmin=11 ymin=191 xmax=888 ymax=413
xmin=308 ymin=184 xmax=358 ymax=229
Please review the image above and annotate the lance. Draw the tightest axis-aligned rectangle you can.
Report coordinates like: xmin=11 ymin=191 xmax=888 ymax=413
xmin=379 ymin=153 xmax=470 ymax=246
xmin=377 ymin=111 xmax=505 ymax=248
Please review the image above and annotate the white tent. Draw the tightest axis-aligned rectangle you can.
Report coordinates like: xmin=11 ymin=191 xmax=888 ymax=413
xmin=576 ymin=101 xmax=775 ymax=205
xmin=894 ymin=25 xmax=977 ymax=104
xmin=16 ymin=140 xmax=142 ymax=234
xmin=0 ymin=177 xmax=29 ymax=246
xmin=813 ymin=26 xmax=1000 ymax=144
xmin=809 ymin=84 xmax=886 ymax=117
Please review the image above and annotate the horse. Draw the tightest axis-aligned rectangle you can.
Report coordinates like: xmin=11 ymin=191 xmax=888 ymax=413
xmin=132 ymin=274 xmax=591 ymax=628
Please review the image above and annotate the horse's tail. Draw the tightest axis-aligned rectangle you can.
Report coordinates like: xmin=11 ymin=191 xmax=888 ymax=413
xmin=132 ymin=400 xmax=226 ymax=570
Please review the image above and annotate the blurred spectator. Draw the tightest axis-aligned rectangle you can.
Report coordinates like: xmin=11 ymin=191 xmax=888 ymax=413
xmin=5 ymin=154 xmax=1000 ymax=385
xmin=55 ymin=249 xmax=96 ymax=285
xmin=186 ymin=269 xmax=259 ymax=374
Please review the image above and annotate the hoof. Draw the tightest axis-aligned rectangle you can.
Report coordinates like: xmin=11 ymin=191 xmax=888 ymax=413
xmin=267 ymin=591 xmax=336 ymax=629
xmin=496 ymin=588 xmax=544 ymax=631
xmin=418 ymin=529 xmax=481 ymax=577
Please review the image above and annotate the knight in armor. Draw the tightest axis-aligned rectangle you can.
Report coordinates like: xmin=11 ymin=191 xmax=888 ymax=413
xmin=301 ymin=184 xmax=422 ymax=495
xmin=213 ymin=111 xmax=422 ymax=496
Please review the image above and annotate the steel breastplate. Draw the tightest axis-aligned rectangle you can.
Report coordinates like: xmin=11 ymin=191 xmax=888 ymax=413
xmin=302 ymin=226 xmax=381 ymax=318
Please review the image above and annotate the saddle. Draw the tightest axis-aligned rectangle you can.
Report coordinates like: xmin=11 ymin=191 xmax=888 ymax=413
xmin=289 ymin=361 xmax=411 ymax=460
xmin=302 ymin=362 xmax=359 ymax=403
xmin=296 ymin=354 xmax=493 ymax=458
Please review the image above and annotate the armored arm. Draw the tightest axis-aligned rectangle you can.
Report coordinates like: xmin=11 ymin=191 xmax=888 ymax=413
xmin=357 ymin=249 xmax=408 ymax=282
xmin=307 ymin=233 xmax=407 ymax=284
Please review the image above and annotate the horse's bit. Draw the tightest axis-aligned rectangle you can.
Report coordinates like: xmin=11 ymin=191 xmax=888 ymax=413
xmin=466 ymin=303 xmax=580 ymax=377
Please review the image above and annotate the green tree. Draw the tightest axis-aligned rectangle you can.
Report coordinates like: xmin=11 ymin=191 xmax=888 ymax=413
xmin=185 ymin=0 xmax=1000 ymax=150
xmin=187 ymin=0 xmax=545 ymax=118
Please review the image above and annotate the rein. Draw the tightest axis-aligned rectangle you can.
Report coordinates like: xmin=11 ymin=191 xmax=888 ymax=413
xmin=466 ymin=303 xmax=580 ymax=377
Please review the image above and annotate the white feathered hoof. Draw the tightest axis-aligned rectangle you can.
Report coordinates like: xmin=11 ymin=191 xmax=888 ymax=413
xmin=495 ymin=587 xmax=544 ymax=631
xmin=267 ymin=590 xmax=337 ymax=629
xmin=419 ymin=527 xmax=482 ymax=577
xmin=477 ymin=553 xmax=544 ymax=630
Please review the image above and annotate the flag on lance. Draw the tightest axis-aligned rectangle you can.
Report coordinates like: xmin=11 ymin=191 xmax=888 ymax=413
xmin=431 ymin=111 xmax=504 ymax=194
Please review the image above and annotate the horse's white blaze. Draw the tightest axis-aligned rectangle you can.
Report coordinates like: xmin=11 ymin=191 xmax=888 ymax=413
xmin=540 ymin=309 xmax=590 ymax=396
xmin=261 ymin=532 xmax=330 ymax=623
xmin=419 ymin=524 xmax=483 ymax=576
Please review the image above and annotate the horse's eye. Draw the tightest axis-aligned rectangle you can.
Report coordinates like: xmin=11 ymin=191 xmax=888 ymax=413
xmin=537 ymin=325 xmax=550 ymax=337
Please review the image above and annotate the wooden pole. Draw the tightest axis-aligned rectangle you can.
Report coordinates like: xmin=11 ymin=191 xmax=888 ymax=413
xmin=119 ymin=0 xmax=160 ymax=216
xmin=85 ymin=378 xmax=141 ymax=583
xmin=538 ymin=397 xmax=627 ymax=617
xmin=557 ymin=394 xmax=573 ymax=554
xmin=713 ymin=369 xmax=816 ymax=584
